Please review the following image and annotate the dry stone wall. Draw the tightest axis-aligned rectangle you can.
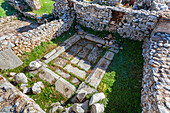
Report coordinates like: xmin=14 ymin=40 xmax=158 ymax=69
xmin=0 ymin=18 xmax=74 ymax=55
xmin=0 ymin=74 xmax=45 ymax=113
xmin=53 ymin=0 xmax=159 ymax=41
xmin=142 ymin=19 xmax=170 ymax=112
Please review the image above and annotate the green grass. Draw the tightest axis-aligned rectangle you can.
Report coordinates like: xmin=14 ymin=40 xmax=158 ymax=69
xmin=0 ymin=0 xmax=18 ymax=18
xmin=80 ymin=26 xmax=143 ymax=113
xmin=100 ymin=38 xmax=143 ymax=113
xmin=33 ymin=0 xmax=55 ymax=16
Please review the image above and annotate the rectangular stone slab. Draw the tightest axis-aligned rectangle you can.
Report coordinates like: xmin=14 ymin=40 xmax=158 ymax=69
xmin=55 ymin=78 xmax=76 ymax=98
xmin=53 ymin=57 xmax=68 ymax=68
xmin=109 ymin=48 xmax=119 ymax=54
xmin=96 ymin=58 xmax=111 ymax=70
xmin=78 ymin=43 xmax=93 ymax=58
xmin=68 ymin=45 xmax=82 ymax=56
xmin=85 ymin=68 xmax=105 ymax=88
xmin=0 ymin=49 xmax=23 ymax=70
xmin=104 ymin=51 xmax=115 ymax=60
xmin=55 ymin=68 xmax=71 ymax=79
xmin=39 ymin=67 xmax=60 ymax=85
xmin=64 ymin=64 xmax=86 ymax=79
xmin=78 ymin=60 xmax=91 ymax=71
xmin=85 ymin=34 xmax=105 ymax=44
xmin=88 ymin=47 xmax=103 ymax=63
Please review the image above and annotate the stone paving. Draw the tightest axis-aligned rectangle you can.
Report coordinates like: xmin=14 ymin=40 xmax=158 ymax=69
xmin=39 ymin=32 xmax=120 ymax=98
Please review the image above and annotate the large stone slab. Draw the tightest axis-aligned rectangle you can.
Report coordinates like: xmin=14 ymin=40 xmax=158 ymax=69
xmin=63 ymin=35 xmax=81 ymax=46
xmin=109 ymin=48 xmax=119 ymax=54
xmin=85 ymin=68 xmax=105 ymax=88
xmin=55 ymin=68 xmax=71 ymax=79
xmin=68 ymin=45 xmax=82 ymax=56
xmin=78 ymin=44 xmax=93 ymax=58
xmin=77 ymin=82 xmax=97 ymax=94
xmin=85 ymin=34 xmax=105 ymax=44
xmin=0 ymin=49 xmax=23 ymax=70
xmin=62 ymin=52 xmax=73 ymax=60
xmin=71 ymin=57 xmax=80 ymax=64
xmin=64 ymin=64 xmax=86 ymax=79
xmin=55 ymin=78 xmax=76 ymax=98
xmin=88 ymin=47 xmax=103 ymax=63
xmin=96 ymin=58 xmax=111 ymax=70
xmin=43 ymin=46 xmax=66 ymax=64
xmin=78 ymin=40 xmax=89 ymax=46
xmin=53 ymin=57 xmax=68 ymax=68
xmin=39 ymin=67 xmax=60 ymax=85
xmin=104 ymin=51 xmax=114 ymax=60
xmin=78 ymin=60 xmax=91 ymax=71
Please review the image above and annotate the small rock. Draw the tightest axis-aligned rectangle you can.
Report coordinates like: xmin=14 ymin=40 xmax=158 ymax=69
xmin=32 ymin=83 xmax=41 ymax=94
xmin=49 ymin=105 xmax=59 ymax=113
xmin=20 ymin=84 xmax=28 ymax=89
xmin=97 ymin=44 xmax=102 ymax=48
xmin=28 ymin=61 xmax=42 ymax=71
xmin=120 ymin=47 xmax=123 ymax=50
xmin=89 ymin=93 xmax=105 ymax=105
xmin=8 ymin=72 xmax=16 ymax=77
xmin=14 ymin=73 xmax=28 ymax=84
xmin=76 ymin=89 xmax=87 ymax=102
xmin=77 ymin=29 xmax=84 ymax=35
xmin=58 ymin=105 xmax=64 ymax=111
xmin=108 ymin=34 xmax=112 ymax=39
xmin=91 ymin=103 xmax=104 ymax=113
xmin=108 ymin=41 xmax=113 ymax=45
xmin=72 ymin=100 xmax=89 ymax=113
xmin=105 ymin=40 xmax=109 ymax=45
xmin=37 ymin=81 xmax=45 ymax=88
xmin=102 ymin=46 xmax=106 ymax=49
xmin=23 ymin=87 xmax=31 ymax=94
xmin=51 ymin=102 xmax=60 ymax=107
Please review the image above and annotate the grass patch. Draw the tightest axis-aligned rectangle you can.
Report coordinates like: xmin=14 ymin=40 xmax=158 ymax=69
xmin=0 ymin=0 xmax=19 ymax=18
xmin=33 ymin=0 xmax=55 ymax=16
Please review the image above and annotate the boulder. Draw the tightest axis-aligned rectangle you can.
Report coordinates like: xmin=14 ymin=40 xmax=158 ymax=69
xmin=72 ymin=100 xmax=89 ymax=113
xmin=28 ymin=61 xmax=42 ymax=71
xmin=91 ymin=103 xmax=104 ymax=113
xmin=14 ymin=73 xmax=28 ymax=84
xmin=89 ymin=93 xmax=105 ymax=105
xmin=32 ymin=83 xmax=41 ymax=94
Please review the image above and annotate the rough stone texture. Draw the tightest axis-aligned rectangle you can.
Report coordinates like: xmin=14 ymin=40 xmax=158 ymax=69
xmin=89 ymin=92 xmax=106 ymax=105
xmin=88 ymin=46 xmax=103 ymax=63
xmin=141 ymin=19 xmax=170 ymax=113
xmin=32 ymin=83 xmax=41 ymax=94
xmin=55 ymin=68 xmax=71 ymax=79
xmin=53 ymin=57 xmax=68 ymax=68
xmin=77 ymin=82 xmax=97 ymax=94
xmin=55 ymin=78 xmax=76 ymax=98
xmin=78 ymin=43 xmax=94 ymax=58
xmin=0 ymin=19 xmax=74 ymax=55
xmin=0 ymin=49 xmax=23 ymax=70
xmin=39 ymin=67 xmax=60 ymax=85
xmin=78 ymin=60 xmax=91 ymax=71
xmin=91 ymin=103 xmax=105 ymax=113
xmin=103 ymin=51 xmax=115 ymax=60
xmin=24 ymin=0 xmax=41 ymax=10
xmin=72 ymin=100 xmax=89 ymax=113
xmin=64 ymin=64 xmax=87 ymax=79
xmin=71 ymin=57 xmax=80 ymax=64
xmin=0 ymin=74 xmax=45 ymax=113
xmin=14 ymin=73 xmax=28 ymax=84
xmin=94 ymin=0 xmax=122 ymax=6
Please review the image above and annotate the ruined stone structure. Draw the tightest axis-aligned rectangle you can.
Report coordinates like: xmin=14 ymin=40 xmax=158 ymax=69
xmin=0 ymin=0 xmax=169 ymax=112
xmin=24 ymin=0 xmax=41 ymax=10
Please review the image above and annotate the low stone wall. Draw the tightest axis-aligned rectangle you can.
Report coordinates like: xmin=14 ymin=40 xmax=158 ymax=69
xmin=53 ymin=0 xmax=159 ymax=41
xmin=94 ymin=0 xmax=122 ymax=6
xmin=142 ymin=21 xmax=170 ymax=112
xmin=0 ymin=18 xmax=74 ymax=55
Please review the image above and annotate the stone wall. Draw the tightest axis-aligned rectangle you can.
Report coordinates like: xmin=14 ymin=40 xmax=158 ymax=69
xmin=93 ymin=0 xmax=122 ymax=6
xmin=0 ymin=18 xmax=74 ymax=55
xmin=53 ymin=0 xmax=159 ymax=41
xmin=133 ymin=0 xmax=169 ymax=11
xmin=142 ymin=19 xmax=170 ymax=112
xmin=0 ymin=74 xmax=45 ymax=113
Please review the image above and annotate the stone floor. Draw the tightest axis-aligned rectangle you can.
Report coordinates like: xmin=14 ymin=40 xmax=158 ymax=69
xmin=38 ymin=32 xmax=120 ymax=98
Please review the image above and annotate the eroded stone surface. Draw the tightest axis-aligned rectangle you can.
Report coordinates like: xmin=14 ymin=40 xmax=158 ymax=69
xmin=39 ymin=67 xmax=60 ymax=85
xmin=55 ymin=78 xmax=76 ymax=98
xmin=62 ymin=52 xmax=73 ymax=60
xmin=55 ymin=68 xmax=71 ymax=79
xmin=104 ymin=51 xmax=114 ymax=60
xmin=78 ymin=43 xmax=94 ymax=58
xmin=71 ymin=57 xmax=80 ymax=64
xmin=88 ymin=46 xmax=103 ymax=63
xmin=77 ymin=82 xmax=97 ymax=94
xmin=78 ymin=60 xmax=91 ymax=71
xmin=53 ymin=57 xmax=68 ymax=68
xmin=68 ymin=45 xmax=82 ymax=56
xmin=64 ymin=64 xmax=86 ymax=79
